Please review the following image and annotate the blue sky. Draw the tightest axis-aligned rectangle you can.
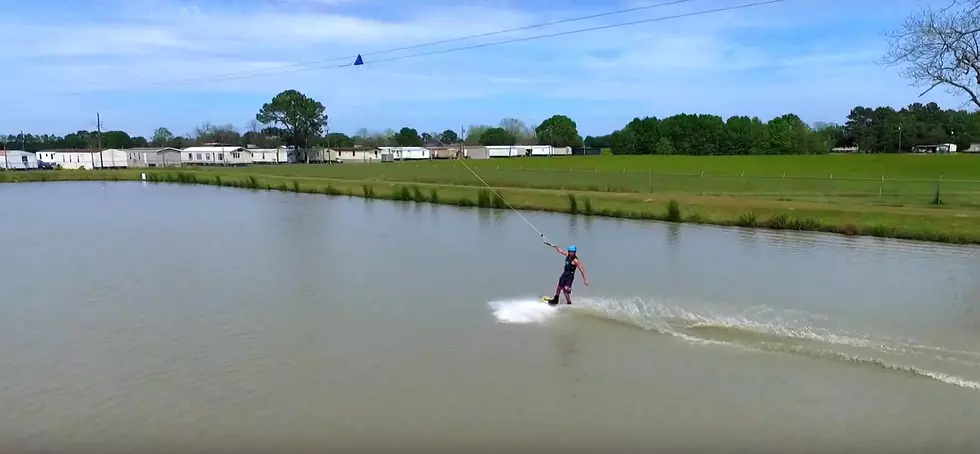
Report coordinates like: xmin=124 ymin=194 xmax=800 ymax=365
xmin=1 ymin=0 xmax=970 ymax=138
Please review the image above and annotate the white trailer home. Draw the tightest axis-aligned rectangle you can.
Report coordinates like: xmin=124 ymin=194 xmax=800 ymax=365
xmin=127 ymin=147 xmax=182 ymax=167
xmin=287 ymin=148 xmax=332 ymax=163
xmin=0 ymin=150 xmax=38 ymax=170
xmin=462 ymin=146 xmax=489 ymax=159
xmin=551 ymin=146 xmax=572 ymax=156
xmin=96 ymin=149 xmax=129 ymax=168
xmin=378 ymin=147 xmax=431 ymax=160
xmin=331 ymin=148 xmax=382 ymax=162
xmin=248 ymin=147 xmax=288 ymax=164
xmin=485 ymin=145 xmax=528 ymax=158
xmin=485 ymin=145 xmax=571 ymax=157
xmin=41 ymin=149 xmax=99 ymax=169
xmin=182 ymin=146 xmax=251 ymax=166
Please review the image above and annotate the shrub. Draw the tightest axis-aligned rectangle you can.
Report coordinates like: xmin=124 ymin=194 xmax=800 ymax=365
xmin=665 ymin=200 xmax=681 ymax=222
xmin=567 ymin=194 xmax=578 ymax=214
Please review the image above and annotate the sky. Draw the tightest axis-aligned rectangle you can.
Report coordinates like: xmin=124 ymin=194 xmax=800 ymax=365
xmin=0 ymin=0 xmax=971 ymax=138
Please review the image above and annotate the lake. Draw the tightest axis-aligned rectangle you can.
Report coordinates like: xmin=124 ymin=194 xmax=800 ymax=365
xmin=2 ymin=181 xmax=979 ymax=452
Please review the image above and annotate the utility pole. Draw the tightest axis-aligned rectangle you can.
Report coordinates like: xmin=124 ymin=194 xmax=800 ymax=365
xmin=325 ymin=113 xmax=331 ymax=163
xmin=460 ymin=125 xmax=465 ymax=159
xmin=93 ymin=112 xmax=103 ymax=169
xmin=898 ymin=125 xmax=902 ymax=154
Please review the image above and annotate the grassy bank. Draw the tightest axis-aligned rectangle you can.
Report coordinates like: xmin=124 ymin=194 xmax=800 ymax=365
xmin=3 ymin=167 xmax=980 ymax=245
xmin=191 ymin=155 xmax=980 ymax=209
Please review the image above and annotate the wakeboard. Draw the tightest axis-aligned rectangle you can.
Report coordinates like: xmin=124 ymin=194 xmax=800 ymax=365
xmin=540 ymin=296 xmax=558 ymax=306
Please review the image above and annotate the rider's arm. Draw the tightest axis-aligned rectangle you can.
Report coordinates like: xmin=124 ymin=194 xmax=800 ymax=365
xmin=577 ymin=260 xmax=587 ymax=280
xmin=549 ymin=243 xmax=567 ymax=256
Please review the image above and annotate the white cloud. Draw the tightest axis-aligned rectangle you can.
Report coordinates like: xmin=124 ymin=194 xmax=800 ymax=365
xmin=0 ymin=0 xmax=969 ymax=135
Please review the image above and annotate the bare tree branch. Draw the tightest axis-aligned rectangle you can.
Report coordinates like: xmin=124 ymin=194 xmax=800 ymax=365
xmin=882 ymin=0 xmax=980 ymax=110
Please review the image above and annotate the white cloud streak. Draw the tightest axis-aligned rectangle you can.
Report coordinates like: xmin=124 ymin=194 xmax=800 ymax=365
xmin=0 ymin=0 xmax=968 ymax=136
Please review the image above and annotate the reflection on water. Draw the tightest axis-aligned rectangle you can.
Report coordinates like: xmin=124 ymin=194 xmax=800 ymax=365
xmin=736 ymin=227 xmax=758 ymax=248
xmin=666 ymin=222 xmax=681 ymax=247
xmin=550 ymin=322 xmax=582 ymax=370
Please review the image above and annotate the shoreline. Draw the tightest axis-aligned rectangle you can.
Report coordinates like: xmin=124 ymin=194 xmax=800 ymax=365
xmin=3 ymin=169 xmax=979 ymax=246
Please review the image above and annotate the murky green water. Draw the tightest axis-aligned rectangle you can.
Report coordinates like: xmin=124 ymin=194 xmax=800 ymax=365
xmin=1 ymin=181 xmax=979 ymax=452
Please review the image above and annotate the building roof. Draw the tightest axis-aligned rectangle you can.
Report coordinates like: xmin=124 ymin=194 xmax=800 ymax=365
xmin=36 ymin=148 xmax=101 ymax=153
xmin=183 ymin=146 xmax=247 ymax=152
xmin=128 ymin=147 xmax=181 ymax=153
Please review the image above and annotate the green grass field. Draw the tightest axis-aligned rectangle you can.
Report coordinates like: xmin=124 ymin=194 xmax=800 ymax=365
xmin=4 ymin=154 xmax=980 ymax=244
xmin=200 ymin=155 xmax=980 ymax=209
xmin=238 ymin=154 xmax=980 ymax=178
xmin=454 ymin=154 xmax=980 ymax=179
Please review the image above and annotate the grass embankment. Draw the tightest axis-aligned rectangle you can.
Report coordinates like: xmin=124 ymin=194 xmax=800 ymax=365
xmin=3 ymin=154 xmax=980 ymax=245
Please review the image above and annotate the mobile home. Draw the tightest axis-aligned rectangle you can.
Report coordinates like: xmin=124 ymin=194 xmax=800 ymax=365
xmin=41 ymin=149 xmax=99 ymax=169
xmin=462 ymin=146 xmax=489 ymax=159
xmin=429 ymin=147 xmax=457 ymax=159
xmin=127 ymin=147 xmax=183 ymax=167
xmin=287 ymin=148 xmax=331 ymax=163
xmin=378 ymin=147 xmax=431 ymax=160
xmin=248 ymin=146 xmax=288 ymax=164
xmin=0 ymin=150 xmax=38 ymax=170
xmin=484 ymin=145 xmax=569 ymax=157
xmin=485 ymin=145 xmax=523 ymax=158
xmin=182 ymin=146 xmax=251 ymax=166
xmin=332 ymin=148 xmax=382 ymax=162
xmin=96 ymin=149 xmax=129 ymax=168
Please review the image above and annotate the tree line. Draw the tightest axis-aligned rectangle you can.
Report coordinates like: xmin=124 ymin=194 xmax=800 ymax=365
xmin=4 ymin=90 xmax=978 ymax=155
xmin=1 ymin=89 xmax=586 ymax=152
xmin=585 ymin=102 xmax=980 ymax=155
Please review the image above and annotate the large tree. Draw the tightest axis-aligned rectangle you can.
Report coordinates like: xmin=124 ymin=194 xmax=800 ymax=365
xmin=394 ymin=127 xmax=423 ymax=146
xmin=440 ymin=129 xmax=459 ymax=144
xmin=535 ymin=115 xmax=583 ymax=147
xmin=255 ymin=89 xmax=328 ymax=153
xmin=883 ymin=0 xmax=980 ymax=109
xmin=192 ymin=122 xmax=241 ymax=145
xmin=464 ymin=124 xmax=492 ymax=145
xmin=479 ymin=127 xmax=518 ymax=146
xmin=498 ymin=118 xmax=536 ymax=143
xmin=151 ymin=127 xmax=175 ymax=147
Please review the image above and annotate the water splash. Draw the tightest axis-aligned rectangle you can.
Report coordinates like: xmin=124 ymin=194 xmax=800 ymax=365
xmin=488 ymin=298 xmax=560 ymax=324
xmin=489 ymin=295 xmax=980 ymax=391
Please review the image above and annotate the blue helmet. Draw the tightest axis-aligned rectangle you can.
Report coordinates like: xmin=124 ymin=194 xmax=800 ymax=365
xmin=567 ymin=245 xmax=576 ymax=253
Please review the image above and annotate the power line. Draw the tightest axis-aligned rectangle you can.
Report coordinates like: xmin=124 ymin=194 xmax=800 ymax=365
xmin=140 ymin=0 xmax=698 ymax=88
xmin=155 ymin=0 xmax=791 ymax=87
xmin=62 ymin=0 xmax=788 ymax=96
